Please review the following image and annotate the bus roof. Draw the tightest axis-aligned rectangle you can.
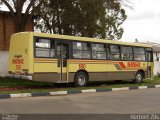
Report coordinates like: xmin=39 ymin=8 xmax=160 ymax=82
xmin=12 ymin=32 xmax=152 ymax=48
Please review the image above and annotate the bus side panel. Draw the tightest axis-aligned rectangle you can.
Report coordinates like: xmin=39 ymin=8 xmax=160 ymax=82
xmin=68 ymin=60 xmax=148 ymax=82
xmin=88 ymin=61 xmax=136 ymax=81
xmin=104 ymin=61 xmax=147 ymax=81
xmin=68 ymin=60 xmax=108 ymax=82
xmin=33 ymin=60 xmax=59 ymax=82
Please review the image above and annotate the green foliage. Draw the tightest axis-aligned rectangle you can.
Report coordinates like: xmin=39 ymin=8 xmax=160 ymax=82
xmin=153 ymin=74 xmax=160 ymax=80
xmin=35 ymin=0 xmax=127 ymax=40
xmin=0 ymin=77 xmax=53 ymax=87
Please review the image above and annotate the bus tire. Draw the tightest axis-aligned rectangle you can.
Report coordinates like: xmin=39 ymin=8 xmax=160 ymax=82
xmin=133 ymin=71 xmax=144 ymax=83
xmin=74 ymin=71 xmax=88 ymax=87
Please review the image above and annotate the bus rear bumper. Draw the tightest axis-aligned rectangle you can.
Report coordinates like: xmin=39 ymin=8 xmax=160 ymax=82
xmin=8 ymin=74 xmax=33 ymax=80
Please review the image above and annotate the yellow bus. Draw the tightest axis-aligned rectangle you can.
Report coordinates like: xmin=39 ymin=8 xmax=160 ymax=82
xmin=8 ymin=32 xmax=153 ymax=87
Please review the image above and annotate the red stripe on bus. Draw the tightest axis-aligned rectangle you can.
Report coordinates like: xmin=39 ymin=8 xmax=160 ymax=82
xmin=118 ymin=62 xmax=126 ymax=68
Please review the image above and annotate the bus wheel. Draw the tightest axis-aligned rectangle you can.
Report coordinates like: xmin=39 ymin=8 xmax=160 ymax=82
xmin=74 ymin=71 xmax=88 ymax=87
xmin=133 ymin=71 xmax=144 ymax=83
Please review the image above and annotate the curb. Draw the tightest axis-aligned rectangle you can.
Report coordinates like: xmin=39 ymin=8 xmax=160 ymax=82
xmin=0 ymin=85 xmax=160 ymax=99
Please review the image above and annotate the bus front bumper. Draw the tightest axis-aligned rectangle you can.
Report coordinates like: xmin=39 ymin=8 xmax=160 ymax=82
xmin=8 ymin=74 xmax=32 ymax=80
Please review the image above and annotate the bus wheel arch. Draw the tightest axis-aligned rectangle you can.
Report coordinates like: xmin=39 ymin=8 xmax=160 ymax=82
xmin=74 ymin=70 xmax=89 ymax=87
xmin=133 ymin=69 xmax=145 ymax=83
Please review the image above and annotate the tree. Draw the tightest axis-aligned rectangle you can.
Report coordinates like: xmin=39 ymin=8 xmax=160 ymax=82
xmin=0 ymin=0 xmax=44 ymax=32
xmin=35 ymin=0 xmax=127 ymax=40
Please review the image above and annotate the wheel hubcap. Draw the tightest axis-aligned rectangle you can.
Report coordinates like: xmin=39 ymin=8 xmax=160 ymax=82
xmin=137 ymin=74 xmax=142 ymax=82
xmin=78 ymin=75 xmax=86 ymax=85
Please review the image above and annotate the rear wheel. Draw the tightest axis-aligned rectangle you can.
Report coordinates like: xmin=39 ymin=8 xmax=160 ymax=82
xmin=74 ymin=72 xmax=88 ymax=87
xmin=133 ymin=71 xmax=144 ymax=83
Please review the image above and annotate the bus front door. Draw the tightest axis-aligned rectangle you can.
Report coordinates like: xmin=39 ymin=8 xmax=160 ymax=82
xmin=57 ymin=44 xmax=69 ymax=83
xmin=146 ymin=49 xmax=153 ymax=78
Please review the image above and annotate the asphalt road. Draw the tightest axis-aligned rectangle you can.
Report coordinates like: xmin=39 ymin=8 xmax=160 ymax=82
xmin=0 ymin=88 xmax=160 ymax=114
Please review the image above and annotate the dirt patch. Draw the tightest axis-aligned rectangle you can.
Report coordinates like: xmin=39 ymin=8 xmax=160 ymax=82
xmin=0 ymin=86 xmax=55 ymax=91
xmin=0 ymin=84 xmax=74 ymax=91
xmin=0 ymin=86 xmax=32 ymax=91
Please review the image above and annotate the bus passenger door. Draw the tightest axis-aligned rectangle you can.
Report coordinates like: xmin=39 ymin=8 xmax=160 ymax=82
xmin=146 ymin=49 xmax=153 ymax=78
xmin=57 ymin=44 xmax=69 ymax=82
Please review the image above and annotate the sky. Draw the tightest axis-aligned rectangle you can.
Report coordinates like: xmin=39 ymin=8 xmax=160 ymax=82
xmin=121 ymin=0 xmax=160 ymax=44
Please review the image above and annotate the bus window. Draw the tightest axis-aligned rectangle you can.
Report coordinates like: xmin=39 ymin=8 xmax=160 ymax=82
xmin=146 ymin=49 xmax=153 ymax=62
xmin=134 ymin=47 xmax=145 ymax=61
xmin=35 ymin=38 xmax=55 ymax=58
xmin=92 ymin=44 xmax=106 ymax=59
xmin=109 ymin=45 xmax=120 ymax=60
xmin=147 ymin=52 xmax=152 ymax=62
xmin=121 ymin=46 xmax=133 ymax=60
xmin=57 ymin=44 xmax=68 ymax=59
xmin=73 ymin=42 xmax=91 ymax=59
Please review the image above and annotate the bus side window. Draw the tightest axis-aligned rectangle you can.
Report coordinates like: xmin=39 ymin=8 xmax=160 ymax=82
xmin=121 ymin=46 xmax=133 ymax=60
xmin=35 ymin=38 xmax=55 ymax=58
xmin=92 ymin=43 xmax=106 ymax=59
xmin=82 ymin=43 xmax=91 ymax=59
xmin=109 ymin=45 xmax=120 ymax=60
xmin=73 ymin=42 xmax=91 ymax=59
xmin=134 ymin=47 xmax=145 ymax=61
xmin=50 ymin=39 xmax=55 ymax=57
xmin=145 ymin=48 xmax=153 ymax=62
xmin=57 ymin=46 xmax=61 ymax=58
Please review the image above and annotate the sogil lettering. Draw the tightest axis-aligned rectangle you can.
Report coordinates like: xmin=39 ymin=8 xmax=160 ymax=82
xmin=128 ymin=62 xmax=141 ymax=68
xmin=12 ymin=59 xmax=24 ymax=64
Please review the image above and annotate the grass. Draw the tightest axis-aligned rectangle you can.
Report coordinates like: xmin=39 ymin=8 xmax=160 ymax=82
xmin=0 ymin=77 xmax=160 ymax=94
xmin=0 ymin=77 xmax=54 ymax=88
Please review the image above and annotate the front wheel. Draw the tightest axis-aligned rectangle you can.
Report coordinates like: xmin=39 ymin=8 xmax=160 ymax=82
xmin=74 ymin=72 xmax=88 ymax=87
xmin=133 ymin=72 xmax=144 ymax=83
